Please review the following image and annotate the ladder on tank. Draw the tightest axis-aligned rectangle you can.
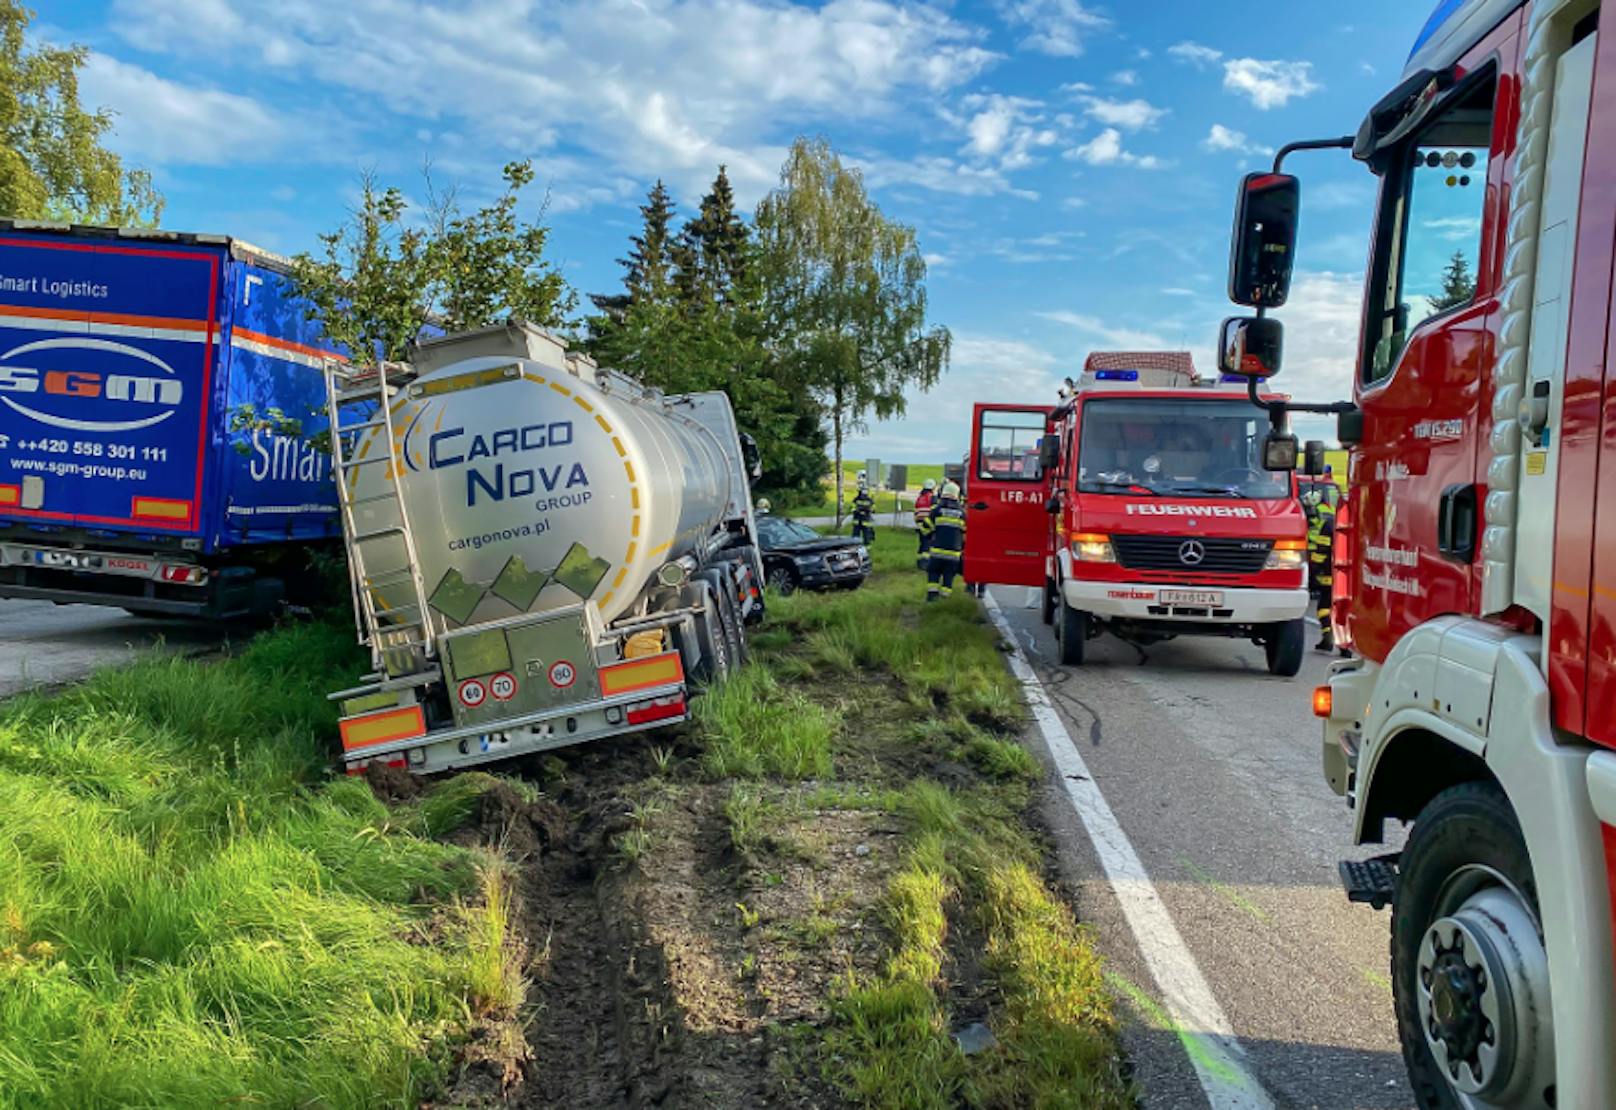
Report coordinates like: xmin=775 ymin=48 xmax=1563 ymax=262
xmin=323 ymin=360 xmax=437 ymax=679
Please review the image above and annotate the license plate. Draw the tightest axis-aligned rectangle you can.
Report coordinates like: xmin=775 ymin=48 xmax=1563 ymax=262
xmin=1159 ymin=589 xmax=1224 ymax=607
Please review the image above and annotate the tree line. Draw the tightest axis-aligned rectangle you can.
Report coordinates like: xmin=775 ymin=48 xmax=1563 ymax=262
xmin=1 ymin=2 xmax=949 ymax=502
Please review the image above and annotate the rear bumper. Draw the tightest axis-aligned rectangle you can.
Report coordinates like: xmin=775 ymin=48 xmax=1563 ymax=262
xmin=1061 ymin=577 xmax=1309 ymax=625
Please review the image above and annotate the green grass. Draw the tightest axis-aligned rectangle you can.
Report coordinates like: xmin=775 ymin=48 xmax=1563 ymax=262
xmin=726 ymin=528 xmax=1126 ymax=1107
xmin=0 ymin=622 xmax=518 ymax=1109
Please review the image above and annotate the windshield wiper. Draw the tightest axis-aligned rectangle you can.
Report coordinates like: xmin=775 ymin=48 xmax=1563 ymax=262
xmin=1163 ymin=483 xmax=1244 ymax=498
xmin=1084 ymin=481 xmax=1158 ymax=496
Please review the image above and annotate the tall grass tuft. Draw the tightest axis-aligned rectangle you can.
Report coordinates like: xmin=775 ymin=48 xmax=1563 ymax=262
xmin=0 ymin=620 xmax=504 ymax=1109
xmin=694 ymin=664 xmax=836 ymax=779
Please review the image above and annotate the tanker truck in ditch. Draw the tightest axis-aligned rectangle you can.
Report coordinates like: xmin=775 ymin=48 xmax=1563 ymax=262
xmin=324 ymin=321 xmax=765 ymax=775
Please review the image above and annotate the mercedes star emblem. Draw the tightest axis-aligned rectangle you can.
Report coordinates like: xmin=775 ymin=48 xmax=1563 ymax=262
xmin=1178 ymin=540 xmax=1207 ymax=566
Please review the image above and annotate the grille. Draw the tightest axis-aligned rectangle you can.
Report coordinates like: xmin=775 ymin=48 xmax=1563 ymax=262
xmin=1110 ymin=535 xmax=1271 ymax=574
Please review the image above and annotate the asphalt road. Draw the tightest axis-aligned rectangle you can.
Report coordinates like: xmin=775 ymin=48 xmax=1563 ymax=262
xmin=0 ymin=599 xmax=228 ymax=697
xmin=988 ymin=586 xmax=1412 ymax=1110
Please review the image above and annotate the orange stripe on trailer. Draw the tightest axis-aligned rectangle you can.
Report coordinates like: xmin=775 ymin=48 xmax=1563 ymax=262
xmin=131 ymin=496 xmax=191 ymax=521
xmin=0 ymin=303 xmax=211 ymax=333
xmin=0 ymin=484 xmax=18 ymax=506
xmin=339 ymin=704 xmax=427 ymax=751
xmin=232 ymin=326 xmax=347 ymax=363
xmin=599 ymin=651 xmax=684 ymax=697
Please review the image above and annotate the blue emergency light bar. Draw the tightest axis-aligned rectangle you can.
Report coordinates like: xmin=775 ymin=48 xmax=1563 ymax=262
xmin=1219 ymin=374 xmax=1247 ymax=384
xmin=1093 ymin=369 xmax=1139 ymax=382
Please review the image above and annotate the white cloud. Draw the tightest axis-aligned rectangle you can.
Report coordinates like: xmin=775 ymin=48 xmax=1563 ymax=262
xmin=1077 ymin=95 xmax=1168 ymax=131
xmin=994 ymin=0 xmax=1109 ymax=57
xmin=988 ymin=229 xmax=1085 ymax=263
xmin=1162 ymin=287 xmax=1196 ymax=296
xmin=955 ymin=93 xmax=1059 ymax=170
xmin=1036 ymin=309 xmax=1170 ymax=350
xmin=1168 ymin=41 xmax=1223 ymax=67
xmin=1112 ymin=69 xmax=1139 ymax=86
xmin=109 ymin=0 xmax=1001 ymax=204
xmin=862 ymin=154 xmax=1037 ymax=199
xmin=1425 ymin=216 xmax=1482 ymax=241
xmin=846 ymin=332 xmax=1063 ymax=459
xmin=1223 ymin=57 xmax=1321 ymax=110
xmin=1273 ymin=270 xmax=1364 ymax=399
xmin=77 ymin=53 xmax=295 ymax=166
xmin=1064 ymin=128 xmax=1164 ymax=169
xmin=1203 ymin=123 xmax=1272 ymax=156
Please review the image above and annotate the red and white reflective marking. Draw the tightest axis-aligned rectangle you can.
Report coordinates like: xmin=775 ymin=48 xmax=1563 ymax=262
xmin=548 ymin=660 xmax=577 ymax=688
xmin=489 ymin=672 xmax=517 ymax=701
xmin=457 ymin=678 xmax=488 ymax=708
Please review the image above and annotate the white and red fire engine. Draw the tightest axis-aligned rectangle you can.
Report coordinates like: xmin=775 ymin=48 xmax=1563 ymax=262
xmin=963 ymin=351 xmax=1313 ymax=675
xmin=1217 ymin=0 xmax=1616 ymax=1104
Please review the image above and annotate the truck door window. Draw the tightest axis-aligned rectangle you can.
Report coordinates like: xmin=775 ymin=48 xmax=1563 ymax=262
xmin=977 ymin=409 xmax=1046 ymax=482
xmin=1365 ymin=74 xmax=1496 ymax=384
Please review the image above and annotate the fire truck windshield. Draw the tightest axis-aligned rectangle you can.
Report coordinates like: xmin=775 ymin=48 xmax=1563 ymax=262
xmin=1076 ymin=397 xmax=1289 ymax=500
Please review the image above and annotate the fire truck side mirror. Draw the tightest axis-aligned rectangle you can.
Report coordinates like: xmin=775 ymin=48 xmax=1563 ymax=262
xmin=1262 ymin=432 xmax=1299 ymax=472
xmin=1038 ymin=434 xmax=1061 ymax=473
xmin=1228 ymin=172 xmax=1300 ymax=308
xmin=1336 ymin=406 xmax=1364 ymax=447
xmin=1217 ymin=316 xmax=1284 ymax=379
xmin=1302 ymin=441 xmax=1327 ymax=476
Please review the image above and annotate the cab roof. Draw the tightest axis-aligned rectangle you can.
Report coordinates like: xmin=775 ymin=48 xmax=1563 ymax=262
xmin=1405 ymin=0 xmax=1518 ymax=79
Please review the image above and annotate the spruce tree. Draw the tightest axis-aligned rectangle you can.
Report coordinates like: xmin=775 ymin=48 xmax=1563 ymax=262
xmin=1429 ymin=249 xmax=1476 ymax=312
xmin=589 ymin=180 xmax=675 ymax=322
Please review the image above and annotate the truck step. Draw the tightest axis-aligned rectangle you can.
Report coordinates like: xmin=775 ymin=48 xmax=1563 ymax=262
xmin=1338 ymin=854 xmax=1399 ymax=911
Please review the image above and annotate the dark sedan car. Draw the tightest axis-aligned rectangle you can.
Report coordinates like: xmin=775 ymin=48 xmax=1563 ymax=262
xmin=756 ymin=516 xmax=871 ymax=595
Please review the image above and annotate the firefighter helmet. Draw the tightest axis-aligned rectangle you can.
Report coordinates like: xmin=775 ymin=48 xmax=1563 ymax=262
xmin=923 ymin=478 xmax=937 ymax=491
xmin=941 ymin=480 xmax=961 ymax=499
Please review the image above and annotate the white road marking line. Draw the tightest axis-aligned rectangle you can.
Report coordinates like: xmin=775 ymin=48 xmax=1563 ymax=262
xmin=984 ymin=593 xmax=1276 ymax=1110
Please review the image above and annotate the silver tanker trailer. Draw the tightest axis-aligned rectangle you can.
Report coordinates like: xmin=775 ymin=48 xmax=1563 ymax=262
xmin=322 ymin=321 xmax=766 ymax=774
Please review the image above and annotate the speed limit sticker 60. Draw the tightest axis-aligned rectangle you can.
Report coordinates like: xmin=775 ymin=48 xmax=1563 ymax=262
xmin=548 ymin=660 xmax=576 ymax=688
xmin=457 ymin=678 xmax=487 ymax=708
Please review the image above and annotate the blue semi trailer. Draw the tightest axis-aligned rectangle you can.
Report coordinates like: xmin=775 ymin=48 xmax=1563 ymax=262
xmin=0 ymin=222 xmax=342 ymax=618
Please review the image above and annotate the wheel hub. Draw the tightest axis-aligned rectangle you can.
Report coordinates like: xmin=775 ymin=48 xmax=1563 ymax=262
xmin=1415 ymin=884 xmax=1553 ymax=1104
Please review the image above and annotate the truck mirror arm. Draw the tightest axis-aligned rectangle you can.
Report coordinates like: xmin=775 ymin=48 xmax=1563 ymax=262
xmin=1271 ymin=135 xmax=1355 ymax=174
xmin=1246 ymin=377 xmax=1358 ymax=433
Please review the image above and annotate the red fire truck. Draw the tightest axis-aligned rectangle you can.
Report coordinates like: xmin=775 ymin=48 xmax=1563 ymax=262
xmin=963 ymin=351 xmax=1313 ymax=675
xmin=1217 ymin=0 xmax=1616 ymax=1104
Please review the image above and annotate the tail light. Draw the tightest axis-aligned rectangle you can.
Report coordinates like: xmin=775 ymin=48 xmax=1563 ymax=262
xmin=626 ymin=695 xmax=686 ymax=726
xmin=159 ymin=563 xmax=208 ymax=585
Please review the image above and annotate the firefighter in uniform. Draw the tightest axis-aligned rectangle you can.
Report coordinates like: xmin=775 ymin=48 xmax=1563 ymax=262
xmin=925 ymin=480 xmax=967 ymax=602
xmin=756 ymin=498 xmax=771 ymax=516
xmin=851 ymin=473 xmax=876 ymax=544
xmin=914 ymin=478 xmax=937 ymax=566
xmin=1305 ymin=488 xmax=1336 ymax=652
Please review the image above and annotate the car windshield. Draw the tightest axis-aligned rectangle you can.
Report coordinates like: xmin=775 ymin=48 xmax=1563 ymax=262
xmin=1076 ymin=397 xmax=1289 ymax=500
xmin=758 ymin=517 xmax=821 ymax=546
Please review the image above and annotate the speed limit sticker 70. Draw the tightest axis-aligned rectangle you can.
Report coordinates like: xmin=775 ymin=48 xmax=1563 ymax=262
xmin=548 ymin=660 xmax=576 ymax=689
xmin=457 ymin=678 xmax=487 ymax=708
xmin=489 ymin=672 xmax=517 ymax=701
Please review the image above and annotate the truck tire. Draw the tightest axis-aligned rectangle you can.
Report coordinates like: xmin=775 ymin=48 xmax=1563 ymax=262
xmin=1057 ymin=600 xmax=1087 ymax=666
xmin=690 ymin=588 xmax=731 ymax=685
xmin=716 ymin=575 xmax=748 ymax=666
xmin=1264 ymin=618 xmax=1304 ymax=677
xmin=1391 ymin=782 xmax=1552 ymax=1109
xmin=1040 ymin=578 xmax=1057 ymax=626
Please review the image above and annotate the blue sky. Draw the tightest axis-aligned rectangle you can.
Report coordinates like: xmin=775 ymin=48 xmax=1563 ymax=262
xmin=45 ymin=0 xmax=1437 ymax=459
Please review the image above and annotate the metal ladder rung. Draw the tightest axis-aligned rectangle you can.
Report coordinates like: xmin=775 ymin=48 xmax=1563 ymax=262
xmin=354 ymin=525 xmax=406 ymax=542
xmin=371 ymin=602 xmax=424 ymax=620
xmin=362 ymin=568 xmax=418 ymax=588
xmin=340 ymin=454 xmax=398 ymax=469
xmin=348 ymin=491 xmax=405 ymax=508
xmin=336 ymin=417 xmax=389 ymax=434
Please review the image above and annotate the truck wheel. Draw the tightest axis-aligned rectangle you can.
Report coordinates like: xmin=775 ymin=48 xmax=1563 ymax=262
xmin=766 ymin=567 xmax=797 ymax=596
xmin=1040 ymin=579 xmax=1057 ymax=626
xmin=1057 ymin=600 xmax=1087 ymax=666
xmin=1264 ymin=619 xmax=1304 ymax=677
xmin=691 ymin=589 xmax=731 ymax=685
xmin=717 ymin=579 xmax=748 ymax=666
xmin=1391 ymin=783 xmax=1553 ymax=1109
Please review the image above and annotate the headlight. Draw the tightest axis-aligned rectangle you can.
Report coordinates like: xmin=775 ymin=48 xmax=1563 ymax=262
xmin=1070 ymin=533 xmax=1116 ymax=563
xmin=1265 ymin=540 xmax=1307 ymax=571
xmin=794 ymin=553 xmax=825 ymax=567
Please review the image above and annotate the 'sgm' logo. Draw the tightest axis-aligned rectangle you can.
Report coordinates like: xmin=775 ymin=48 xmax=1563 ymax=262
xmin=0 ymin=337 xmax=183 ymax=432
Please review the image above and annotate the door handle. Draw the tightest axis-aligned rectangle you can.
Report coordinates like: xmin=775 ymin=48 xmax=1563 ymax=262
xmin=1437 ymin=484 xmax=1477 ymax=562
xmin=970 ymin=502 xmax=989 ymax=511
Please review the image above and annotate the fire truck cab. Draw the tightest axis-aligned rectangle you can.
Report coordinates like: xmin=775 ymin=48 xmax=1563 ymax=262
xmin=1219 ymin=0 xmax=1616 ymax=1104
xmin=964 ymin=352 xmax=1312 ymax=675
